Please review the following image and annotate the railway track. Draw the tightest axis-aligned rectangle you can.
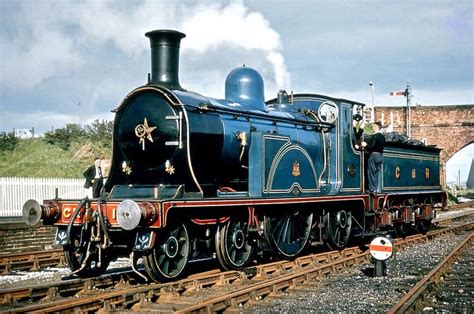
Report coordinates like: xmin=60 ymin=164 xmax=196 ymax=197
xmin=388 ymin=231 xmax=473 ymax=313
xmin=0 ymin=249 xmax=64 ymax=274
xmin=1 ymin=221 xmax=471 ymax=313
xmin=1 ymin=208 xmax=472 ymax=275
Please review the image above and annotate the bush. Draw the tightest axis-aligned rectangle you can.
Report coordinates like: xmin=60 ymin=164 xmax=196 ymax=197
xmin=43 ymin=123 xmax=86 ymax=150
xmin=0 ymin=132 xmax=19 ymax=152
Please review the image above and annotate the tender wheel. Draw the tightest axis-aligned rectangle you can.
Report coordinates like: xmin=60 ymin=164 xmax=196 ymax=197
xmin=143 ymin=224 xmax=190 ymax=282
xmin=324 ymin=210 xmax=352 ymax=250
xmin=416 ymin=200 xmax=432 ymax=234
xmin=395 ymin=223 xmax=410 ymax=237
xmin=416 ymin=219 xmax=431 ymax=234
xmin=64 ymin=227 xmax=110 ymax=277
xmin=264 ymin=210 xmax=313 ymax=258
xmin=215 ymin=218 xmax=253 ymax=270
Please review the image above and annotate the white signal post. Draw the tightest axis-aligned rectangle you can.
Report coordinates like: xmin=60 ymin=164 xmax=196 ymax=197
xmin=369 ymin=81 xmax=375 ymax=123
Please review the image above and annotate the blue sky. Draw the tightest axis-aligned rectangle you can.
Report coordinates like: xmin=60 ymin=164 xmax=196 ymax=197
xmin=0 ymin=0 xmax=473 ymax=181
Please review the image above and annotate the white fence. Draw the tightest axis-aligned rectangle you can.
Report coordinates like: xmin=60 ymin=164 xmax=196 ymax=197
xmin=0 ymin=177 xmax=92 ymax=217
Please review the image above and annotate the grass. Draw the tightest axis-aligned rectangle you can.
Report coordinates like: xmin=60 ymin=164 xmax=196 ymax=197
xmin=0 ymin=139 xmax=103 ymax=178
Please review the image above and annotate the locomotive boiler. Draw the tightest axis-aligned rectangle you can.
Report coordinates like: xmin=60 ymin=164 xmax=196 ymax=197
xmin=23 ymin=29 xmax=446 ymax=282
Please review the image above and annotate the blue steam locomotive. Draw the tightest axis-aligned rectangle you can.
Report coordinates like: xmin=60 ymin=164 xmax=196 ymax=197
xmin=23 ymin=30 xmax=446 ymax=281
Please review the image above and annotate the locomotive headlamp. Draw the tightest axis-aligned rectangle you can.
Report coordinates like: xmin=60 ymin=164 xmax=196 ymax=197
xmin=117 ymin=199 xmax=157 ymax=230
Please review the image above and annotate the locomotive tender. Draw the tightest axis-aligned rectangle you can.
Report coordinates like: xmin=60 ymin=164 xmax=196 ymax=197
xmin=23 ymin=30 xmax=446 ymax=281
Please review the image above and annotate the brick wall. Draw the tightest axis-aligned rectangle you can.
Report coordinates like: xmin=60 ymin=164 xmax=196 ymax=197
xmin=374 ymin=104 xmax=474 ymax=185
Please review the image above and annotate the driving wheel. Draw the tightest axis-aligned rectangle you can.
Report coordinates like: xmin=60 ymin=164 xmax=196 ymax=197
xmin=324 ymin=210 xmax=352 ymax=250
xmin=143 ymin=223 xmax=190 ymax=282
xmin=215 ymin=218 xmax=253 ymax=270
xmin=64 ymin=226 xmax=110 ymax=277
xmin=264 ymin=210 xmax=313 ymax=258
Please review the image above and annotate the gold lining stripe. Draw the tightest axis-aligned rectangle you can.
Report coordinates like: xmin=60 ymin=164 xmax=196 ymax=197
xmin=384 ymin=153 xmax=439 ymax=162
xmin=383 ymin=185 xmax=441 ymax=190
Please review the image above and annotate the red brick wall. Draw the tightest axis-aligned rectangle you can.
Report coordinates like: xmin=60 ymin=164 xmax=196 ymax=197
xmin=374 ymin=104 xmax=474 ymax=185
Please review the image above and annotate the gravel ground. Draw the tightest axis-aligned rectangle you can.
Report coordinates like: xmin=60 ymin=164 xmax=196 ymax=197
xmin=429 ymin=245 xmax=473 ymax=312
xmin=248 ymin=224 xmax=473 ymax=312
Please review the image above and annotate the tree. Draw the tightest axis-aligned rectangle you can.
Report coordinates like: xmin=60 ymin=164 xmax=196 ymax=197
xmin=0 ymin=132 xmax=19 ymax=152
xmin=85 ymin=119 xmax=113 ymax=147
xmin=43 ymin=123 xmax=86 ymax=150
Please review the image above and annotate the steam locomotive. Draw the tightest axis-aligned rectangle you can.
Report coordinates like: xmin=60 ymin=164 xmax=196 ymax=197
xmin=23 ymin=30 xmax=446 ymax=282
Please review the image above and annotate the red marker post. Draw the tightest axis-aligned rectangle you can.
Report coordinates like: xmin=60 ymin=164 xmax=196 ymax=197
xmin=369 ymin=236 xmax=393 ymax=276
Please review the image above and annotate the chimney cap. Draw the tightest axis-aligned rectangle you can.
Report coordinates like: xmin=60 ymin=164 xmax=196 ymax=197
xmin=145 ymin=29 xmax=186 ymax=44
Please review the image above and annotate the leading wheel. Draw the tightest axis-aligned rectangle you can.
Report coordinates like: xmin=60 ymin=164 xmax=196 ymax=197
xmin=64 ymin=226 xmax=110 ymax=277
xmin=324 ymin=210 xmax=352 ymax=250
xmin=215 ymin=218 xmax=253 ymax=270
xmin=143 ymin=224 xmax=190 ymax=282
xmin=264 ymin=210 xmax=313 ymax=258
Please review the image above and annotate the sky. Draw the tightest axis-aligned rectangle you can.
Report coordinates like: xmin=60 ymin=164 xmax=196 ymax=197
xmin=0 ymin=0 xmax=473 ymax=181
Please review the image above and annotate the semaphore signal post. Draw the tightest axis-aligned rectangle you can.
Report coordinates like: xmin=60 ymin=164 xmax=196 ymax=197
xmin=390 ymin=82 xmax=412 ymax=137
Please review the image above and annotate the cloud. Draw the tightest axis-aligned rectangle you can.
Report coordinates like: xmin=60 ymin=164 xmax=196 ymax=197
xmin=180 ymin=1 xmax=289 ymax=89
xmin=0 ymin=2 xmax=84 ymax=89
xmin=1 ymin=109 xmax=113 ymax=133
xmin=0 ymin=0 xmax=289 ymax=94
xmin=1 ymin=0 xmax=472 ymax=135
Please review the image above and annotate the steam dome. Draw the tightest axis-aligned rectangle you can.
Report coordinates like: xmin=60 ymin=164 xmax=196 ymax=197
xmin=225 ymin=66 xmax=266 ymax=112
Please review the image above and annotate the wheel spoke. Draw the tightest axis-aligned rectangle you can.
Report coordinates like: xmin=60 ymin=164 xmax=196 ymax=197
xmin=282 ymin=217 xmax=291 ymax=244
xmin=294 ymin=220 xmax=303 ymax=239
xmin=162 ymin=260 xmax=169 ymax=274
xmin=157 ymin=252 xmax=165 ymax=267
xmin=230 ymin=247 xmax=237 ymax=261
xmin=275 ymin=218 xmax=286 ymax=244
xmin=287 ymin=217 xmax=294 ymax=243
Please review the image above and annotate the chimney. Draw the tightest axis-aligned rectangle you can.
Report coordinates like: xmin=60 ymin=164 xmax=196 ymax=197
xmin=145 ymin=30 xmax=186 ymax=90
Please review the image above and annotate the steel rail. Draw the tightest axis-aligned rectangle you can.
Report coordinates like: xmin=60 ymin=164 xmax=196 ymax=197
xmin=0 ymin=248 xmax=64 ymax=274
xmin=388 ymin=231 xmax=473 ymax=314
